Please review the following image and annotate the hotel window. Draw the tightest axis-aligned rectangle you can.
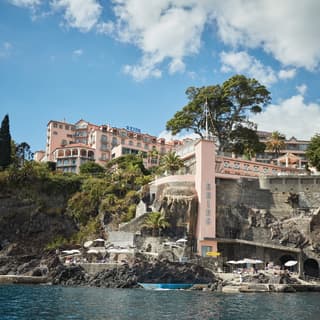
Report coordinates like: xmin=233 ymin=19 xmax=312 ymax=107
xmin=206 ymin=183 xmax=211 ymax=190
xmin=206 ymin=192 xmax=211 ymax=199
xmin=65 ymin=125 xmax=69 ymax=130
xmin=121 ymin=139 xmax=126 ymax=144
xmin=112 ymin=137 xmax=118 ymax=146
xmin=129 ymin=140 xmax=133 ymax=146
xmin=144 ymin=144 xmax=149 ymax=150
xmin=137 ymin=142 xmax=141 ymax=147
xmin=234 ymin=162 xmax=240 ymax=169
xmin=53 ymin=131 xmax=58 ymax=135
xmin=206 ymin=209 xmax=211 ymax=216
xmin=206 ymin=217 xmax=211 ymax=225
xmin=224 ymin=161 xmax=229 ymax=168
xmin=59 ymin=124 xmax=63 ymax=129
xmin=53 ymin=123 xmax=57 ymax=128
xmin=101 ymin=135 xmax=108 ymax=142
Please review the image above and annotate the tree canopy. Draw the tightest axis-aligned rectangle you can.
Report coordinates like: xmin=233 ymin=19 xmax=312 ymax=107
xmin=0 ymin=114 xmax=12 ymax=169
xmin=306 ymin=134 xmax=320 ymax=171
xmin=143 ymin=211 xmax=170 ymax=236
xmin=160 ymin=151 xmax=184 ymax=175
xmin=79 ymin=161 xmax=105 ymax=176
xmin=265 ymin=131 xmax=286 ymax=157
xmin=166 ymin=75 xmax=271 ymax=152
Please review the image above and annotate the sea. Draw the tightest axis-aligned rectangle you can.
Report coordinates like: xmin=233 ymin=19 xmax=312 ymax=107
xmin=1 ymin=285 xmax=319 ymax=320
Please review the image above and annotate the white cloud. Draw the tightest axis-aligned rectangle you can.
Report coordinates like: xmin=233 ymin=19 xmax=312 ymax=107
xmin=111 ymin=0 xmax=207 ymax=80
xmin=8 ymin=0 xmax=41 ymax=7
xmin=96 ymin=21 xmax=114 ymax=35
xmin=50 ymin=0 xmax=102 ymax=32
xmin=72 ymin=49 xmax=83 ymax=57
xmin=278 ymin=69 xmax=296 ymax=80
xmin=158 ymin=130 xmax=198 ymax=141
xmin=0 ymin=42 xmax=12 ymax=58
xmin=220 ymin=51 xmax=277 ymax=86
xmin=296 ymin=84 xmax=307 ymax=95
xmin=168 ymin=58 xmax=185 ymax=74
xmin=123 ymin=57 xmax=162 ymax=82
xmin=107 ymin=1 xmax=320 ymax=80
xmin=251 ymin=95 xmax=320 ymax=140
xmin=213 ymin=0 xmax=320 ymax=70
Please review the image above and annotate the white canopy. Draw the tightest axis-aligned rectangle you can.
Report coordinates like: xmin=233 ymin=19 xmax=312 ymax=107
xmin=61 ymin=249 xmax=81 ymax=255
xmin=284 ymin=260 xmax=298 ymax=267
xmin=107 ymin=248 xmax=133 ymax=254
xmin=87 ymin=248 xmax=106 ymax=254
xmin=83 ymin=241 xmax=93 ymax=248
xmin=176 ymin=239 xmax=187 ymax=243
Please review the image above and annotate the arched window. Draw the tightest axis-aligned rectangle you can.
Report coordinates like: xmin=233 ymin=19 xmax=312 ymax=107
xmin=304 ymin=259 xmax=319 ymax=277
xmin=88 ymin=151 xmax=94 ymax=159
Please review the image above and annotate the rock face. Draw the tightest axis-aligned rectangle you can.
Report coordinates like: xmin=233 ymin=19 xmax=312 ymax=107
xmin=152 ymin=182 xmax=198 ymax=239
xmin=48 ymin=258 xmax=218 ymax=289
xmin=0 ymin=192 xmax=77 ymax=256
xmin=216 ymin=178 xmax=320 ymax=259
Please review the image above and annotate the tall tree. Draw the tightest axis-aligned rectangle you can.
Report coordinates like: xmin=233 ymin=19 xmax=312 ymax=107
xmin=266 ymin=131 xmax=286 ymax=157
xmin=0 ymin=114 xmax=12 ymax=169
xmin=166 ymin=75 xmax=271 ymax=151
xmin=306 ymin=134 xmax=320 ymax=171
xmin=15 ymin=142 xmax=33 ymax=166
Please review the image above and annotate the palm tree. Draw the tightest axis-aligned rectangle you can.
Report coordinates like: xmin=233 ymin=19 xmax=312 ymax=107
xmin=266 ymin=131 xmax=286 ymax=157
xmin=143 ymin=211 xmax=170 ymax=236
xmin=160 ymin=151 xmax=184 ymax=175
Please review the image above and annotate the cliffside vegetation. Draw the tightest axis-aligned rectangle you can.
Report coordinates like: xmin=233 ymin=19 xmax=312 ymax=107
xmin=0 ymin=153 xmax=154 ymax=250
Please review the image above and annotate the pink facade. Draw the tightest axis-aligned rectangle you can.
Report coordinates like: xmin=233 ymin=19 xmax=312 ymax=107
xmin=194 ymin=139 xmax=217 ymax=256
xmin=168 ymin=138 xmax=303 ymax=256
xmin=36 ymin=119 xmax=182 ymax=172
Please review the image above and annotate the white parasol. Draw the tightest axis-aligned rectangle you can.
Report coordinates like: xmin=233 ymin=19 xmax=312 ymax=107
xmin=284 ymin=260 xmax=298 ymax=267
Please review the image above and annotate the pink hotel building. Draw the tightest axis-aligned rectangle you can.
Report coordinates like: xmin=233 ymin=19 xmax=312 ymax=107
xmin=151 ymin=138 xmax=300 ymax=256
xmin=35 ymin=119 xmax=301 ymax=257
xmin=34 ymin=119 xmax=182 ymax=173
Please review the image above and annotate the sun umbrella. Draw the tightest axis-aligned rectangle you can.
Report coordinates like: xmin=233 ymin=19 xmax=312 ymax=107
xmin=284 ymin=260 xmax=298 ymax=267
xmin=243 ymin=258 xmax=263 ymax=264
xmin=176 ymin=239 xmax=187 ymax=243
xmin=83 ymin=240 xmax=93 ymax=248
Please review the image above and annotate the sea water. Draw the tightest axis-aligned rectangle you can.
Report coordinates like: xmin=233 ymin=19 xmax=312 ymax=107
xmin=0 ymin=285 xmax=319 ymax=320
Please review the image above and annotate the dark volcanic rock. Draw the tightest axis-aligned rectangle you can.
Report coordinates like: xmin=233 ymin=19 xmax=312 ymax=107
xmin=51 ymin=264 xmax=89 ymax=286
xmin=88 ymin=259 xmax=218 ymax=289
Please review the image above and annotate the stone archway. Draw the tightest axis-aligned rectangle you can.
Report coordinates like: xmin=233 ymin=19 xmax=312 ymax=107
xmin=279 ymin=254 xmax=295 ymax=266
xmin=304 ymin=259 xmax=319 ymax=278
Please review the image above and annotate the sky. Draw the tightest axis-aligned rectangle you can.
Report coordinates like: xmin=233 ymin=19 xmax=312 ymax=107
xmin=1 ymin=0 xmax=320 ymax=152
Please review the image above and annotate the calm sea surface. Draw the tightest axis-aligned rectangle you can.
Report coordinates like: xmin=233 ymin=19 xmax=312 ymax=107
xmin=1 ymin=285 xmax=319 ymax=320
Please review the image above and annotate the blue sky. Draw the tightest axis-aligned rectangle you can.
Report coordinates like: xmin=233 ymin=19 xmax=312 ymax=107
xmin=1 ymin=0 xmax=320 ymax=152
